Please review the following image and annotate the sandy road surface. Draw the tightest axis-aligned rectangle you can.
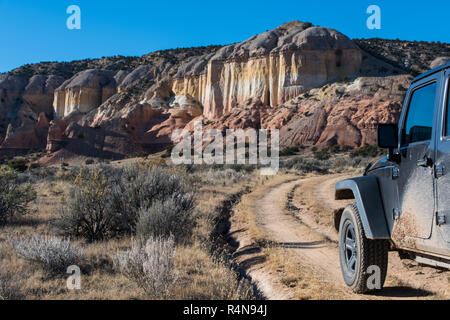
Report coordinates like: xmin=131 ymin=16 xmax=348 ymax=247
xmin=230 ymin=175 xmax=449 ymax=300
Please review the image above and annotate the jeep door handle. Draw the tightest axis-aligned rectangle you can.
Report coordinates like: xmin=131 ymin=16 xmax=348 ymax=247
xmin=417 ymin=157 xmax=432 ymax=167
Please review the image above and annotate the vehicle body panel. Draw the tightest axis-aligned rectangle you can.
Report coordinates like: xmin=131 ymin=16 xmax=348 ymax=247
xmin=391 ymin=75 xmax=441 ymax=241
xmin=435 ymin=69 xmax=450 ymax=243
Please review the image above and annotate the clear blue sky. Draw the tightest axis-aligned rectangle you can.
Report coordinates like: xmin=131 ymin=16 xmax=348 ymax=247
xmin=0 ymin=0 xmax=448 ymax=73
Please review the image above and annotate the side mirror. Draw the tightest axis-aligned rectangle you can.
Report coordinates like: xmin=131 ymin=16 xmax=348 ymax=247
xmin=377 ymin=124 xmax=398 ymax=148
xmin=377 ymin=124 xmax=400 ymax=163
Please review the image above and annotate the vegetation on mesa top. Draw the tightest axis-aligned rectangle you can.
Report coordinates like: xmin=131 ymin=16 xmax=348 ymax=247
xmin=4 ymin=45 xmax=223 ymax=78
xmin=354 ymin=38 xmax=450 ymax=75
xmin=4 ymin=35 xmax=450 ymax=79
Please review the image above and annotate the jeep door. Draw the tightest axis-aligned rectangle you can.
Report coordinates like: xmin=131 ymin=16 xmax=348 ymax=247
xmin=392 ymin=75 xmax=441 ymax=243
xmin=435 ymin=71 xmax=450 ymax=243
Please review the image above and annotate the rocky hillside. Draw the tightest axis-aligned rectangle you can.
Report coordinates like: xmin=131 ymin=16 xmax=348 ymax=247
xmin=197 ymin=75 xmax=411 ymax=148
xmin=0 ymin=46 xmax=222 ymax=155
xmin=354 ymin=38 xmax=450 ymax=75
xmin=0 ymin=21 xmax=448 ymax=162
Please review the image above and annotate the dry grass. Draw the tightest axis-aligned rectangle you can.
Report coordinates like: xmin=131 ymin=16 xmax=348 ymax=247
xmin=0 ymin=160 xmax=260 ymax=300
xmin=174 ymin=245 xmax=254 ymax=300
xmin=263 ymin=246 xmax=353 ymax=300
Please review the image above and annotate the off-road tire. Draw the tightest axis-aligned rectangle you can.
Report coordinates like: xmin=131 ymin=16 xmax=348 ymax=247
xmin=338 ymin=203 xmax=389 ymax=293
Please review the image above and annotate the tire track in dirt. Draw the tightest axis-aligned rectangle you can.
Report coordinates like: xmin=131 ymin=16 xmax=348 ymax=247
xmin=230 ymin=175 xmax=449 ymax=300
xmin=258 ymin=181 xmax=343 ymax=280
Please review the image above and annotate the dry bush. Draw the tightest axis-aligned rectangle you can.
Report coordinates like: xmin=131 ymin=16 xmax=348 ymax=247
xmin=54 ymin=167 xmax=117 ymax=241
xmin=8 ymin=235 xmax=84 ymax=276
xmin=114 ymin=237 xmax=178 ymax=298
xmin=55 ymin=164 xmax=195 ymax=242
xmin=111 ymin=165 xmax=194 ymax=231
xmin=136 ymin=194 xmax=195 ymax=243
xmin=0 ymin=272 xmax=24 ymax=300
xmin=281 ymin=156 xmax=331 ymax=173
xmin=0 ymin=167 xmax=36 ymax=225
xmin=203 ymin=168 xmax=250 ymax=185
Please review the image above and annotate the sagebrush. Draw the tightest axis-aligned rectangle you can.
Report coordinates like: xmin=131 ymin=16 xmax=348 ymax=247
xmin=55 ymin=164 xmax=196 ymax=242
xmin=136 ymin=194 xmax=195 ymax=242
xmin=114 ymin=237 xmax=177 ymax=298
xmin=0 ymin=167 xmax=36 ymax=225
xmin=9 ymin=235 xmax=84 ymax=275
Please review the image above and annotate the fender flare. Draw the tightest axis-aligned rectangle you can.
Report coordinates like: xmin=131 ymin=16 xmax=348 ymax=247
xmin=335 ymin=176 xmax=390 ymax=240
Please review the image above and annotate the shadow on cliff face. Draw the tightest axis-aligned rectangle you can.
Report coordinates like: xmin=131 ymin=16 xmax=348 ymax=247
xmin=47 ymin=123 xmax=133 ymax=161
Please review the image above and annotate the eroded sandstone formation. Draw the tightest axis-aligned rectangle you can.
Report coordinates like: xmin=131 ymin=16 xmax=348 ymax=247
xmin=0 ymin=74 xmax=64 ymax=150
xmin=170 ymin=22 xmax=363 ymax=118
xmin=53 ymin=69 xmax=117 ymax=118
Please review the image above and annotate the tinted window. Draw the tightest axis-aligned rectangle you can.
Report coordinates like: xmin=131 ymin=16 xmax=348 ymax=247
xmin=402 ymin=82 xmax=437 ymax=145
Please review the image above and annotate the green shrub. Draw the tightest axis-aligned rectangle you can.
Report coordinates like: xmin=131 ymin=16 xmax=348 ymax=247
xmin=281 ymin=157 xmax=331 ymax=174
xmin=313 ymin=149 xmax=331 ymax=160
xmin=280 ymin=146 xmax=299 ymax=156
xmin=54 ymin=167 xmax=115 ymax=241
xmin=161 ymin=145 xmax=174 ymax=159
xmin=29 ymin=163 xmax=40 ymax=169
xmin=0 ymin=168 xmax=36 ymax=225
xmin=328 ymin=144 xmax=341 ymax=154
xmin=8 ymin=159 xmax=27 ymax=172
xmin=85 ymin=159 xmax=95 ymax=165
xmin=350 ymin=145 xmax=381 ymax=158
xmin=341 ymin=145 xmax=352 ymax=152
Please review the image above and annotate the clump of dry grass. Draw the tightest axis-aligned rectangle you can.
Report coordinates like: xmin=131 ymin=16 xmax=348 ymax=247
xmin=263 ymin=246 xmax=349 ymax=300
xmin=174 ymin=245 xmax=255 ymax=300
xmin=0 ymin=272 xmax=24 ymax=300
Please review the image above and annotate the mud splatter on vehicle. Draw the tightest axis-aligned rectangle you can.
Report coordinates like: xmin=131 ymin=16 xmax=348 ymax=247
xmin=392 ymin=170 xmax=434 ymax=248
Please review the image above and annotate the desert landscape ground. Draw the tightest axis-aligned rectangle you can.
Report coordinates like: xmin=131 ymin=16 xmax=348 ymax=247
xmin=0 ymin=149 xmax=448 ymax=300
xmin=1 ymin=20 xmax=449 ymax=300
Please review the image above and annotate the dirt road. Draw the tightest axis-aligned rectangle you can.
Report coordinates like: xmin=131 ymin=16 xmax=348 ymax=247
xmin=230 ymin=175 xmax=449 ymax=300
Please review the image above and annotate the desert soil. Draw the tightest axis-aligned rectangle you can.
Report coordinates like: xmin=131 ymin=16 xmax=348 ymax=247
xmin=229 ymin=174 xmax=450 ymax=300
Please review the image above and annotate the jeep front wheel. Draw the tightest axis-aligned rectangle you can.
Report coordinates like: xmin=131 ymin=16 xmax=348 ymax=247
xmin=338 ymin=203 xmax=389 ymax=293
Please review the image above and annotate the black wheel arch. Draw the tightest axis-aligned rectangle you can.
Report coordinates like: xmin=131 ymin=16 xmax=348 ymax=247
xmin=335 ymin=176 xmax=390 ymax=240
